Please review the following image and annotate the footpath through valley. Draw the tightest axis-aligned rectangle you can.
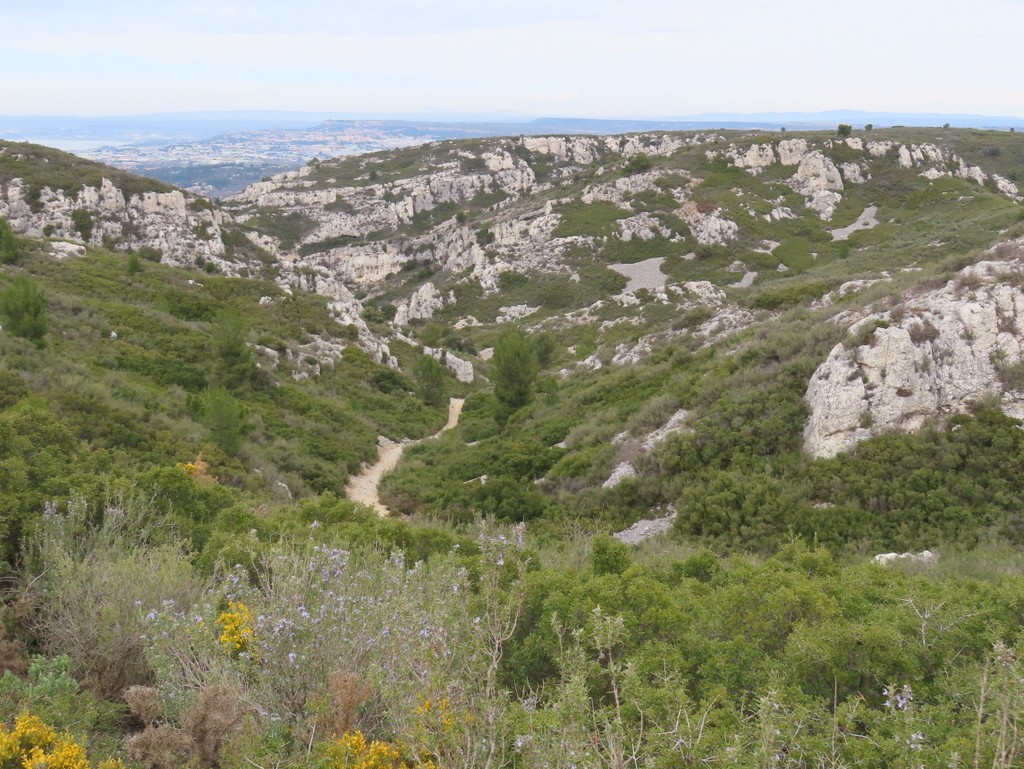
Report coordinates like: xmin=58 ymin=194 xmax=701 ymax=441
xmin=345 ymin=397 xmax=464 ymax=516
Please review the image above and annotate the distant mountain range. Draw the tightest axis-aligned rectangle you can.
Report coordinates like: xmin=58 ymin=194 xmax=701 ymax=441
xmin=2 ymin=110 xmax=1022 ymax=147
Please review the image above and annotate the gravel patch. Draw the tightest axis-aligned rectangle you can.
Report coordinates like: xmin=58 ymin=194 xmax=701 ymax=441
xmin=609 ymin=257 xmax=667 ymax=293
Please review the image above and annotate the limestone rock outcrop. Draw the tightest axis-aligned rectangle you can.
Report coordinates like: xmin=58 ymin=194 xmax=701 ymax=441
xmin=0 ymin=176 xmax=239 ymax=272
xmin=679 ymin=201 xmax=739 ymax=245
xmin=804 ymin=245 xmax=1024 ymax=457
xmin=423 ymin=346 xmax=474 ymax=383
xmin=393 ymin=282 xmax=448 ymax=326
xmin=790 ymin=151 xmax=845 ymax=220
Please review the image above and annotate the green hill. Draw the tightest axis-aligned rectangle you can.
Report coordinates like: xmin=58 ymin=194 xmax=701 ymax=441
xmin=2 ymin=129 xmax=1024 ymax=769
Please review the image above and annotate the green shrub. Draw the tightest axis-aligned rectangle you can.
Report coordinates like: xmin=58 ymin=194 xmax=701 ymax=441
xmin=623 ymin=152 xmax=653 ymax=175
xmin=71 ymin=209 xmax=94 ymax=241
xmin=553 ymin=202 xmax=630 ymax=238
xmin=0 ymin=276 xmax=47 ymax=344
xmin=589 ymin=534 xmax=631 ymax=575
xmin=0 ymin=218 xmax=22 ymax=264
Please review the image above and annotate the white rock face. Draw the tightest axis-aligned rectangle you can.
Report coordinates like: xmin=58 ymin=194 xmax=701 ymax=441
xmin=49 ymin=241 xmax=86 ymax=260
xmin=873 ymin=550 xmax=938 ymax=566
xmin=679 ymin=201 xmax=739 ymax=245
xmin=721 ymin=138 xmax=808 ymax=171
xmin=777 ymin=138 xmax=810 ymax=165
xmin=840 ymin=162 xmax=868 ymax=184
xmin=618 ymin=212 xmax=671 ymax=241
xmin=613 ymin=508 xmax=678 ymax=544
xmin=790 ymin=151 xmax=845 ymax=220
xmin=726 ymin=142 xmax=777 ymax=174
xmin=497 ymin=304 xmax=540 ymax=323
xmin=994 ymin=174 xmax=1022 ymax=201
xmin=522 ymin=135 xmax=601 ymax=165
xmin=424 ymin=346 xmax=474 ymax=383
xmin=602 ymin=461 xmax=638 ymax=489
xmin=581 ymin=170 xmax=667 ymax=205
xmin=804 ymin=248 xmax=1024 ymax=457
xmin=393 ymin=282 xmax=446 ymax=326
xmin=641 ymin=409 xmax=690 ymax=451
xmin=0 ymin=176 xmax=234 ymax=271
xmin=682 ymin=281 xmax=724 ymax=303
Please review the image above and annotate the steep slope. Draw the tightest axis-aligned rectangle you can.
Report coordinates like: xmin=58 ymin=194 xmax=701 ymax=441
xmin=805 ymin=240 xmax=1024 ymax=456
xmin=4 ymin=129 xmax=1024 ymax=555
xmin=0 ymin=140 xmax=402 ymax=366
xmin=226 ymin=128 xmax=1023 ymax=360
xmin=0 ymin=141 xmax=265 ymax=275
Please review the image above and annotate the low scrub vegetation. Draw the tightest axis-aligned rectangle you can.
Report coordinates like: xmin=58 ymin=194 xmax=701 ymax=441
xmin=4 ymin=128 xmax=1024 ymax=767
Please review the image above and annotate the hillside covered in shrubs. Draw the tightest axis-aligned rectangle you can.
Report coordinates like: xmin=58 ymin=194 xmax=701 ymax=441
xmin=1 ymin=128 xmax=1024 ymax=766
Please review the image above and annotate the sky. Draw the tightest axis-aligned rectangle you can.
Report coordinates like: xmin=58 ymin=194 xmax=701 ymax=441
xmin=2 ymin=0 xmax=1023 ymax=119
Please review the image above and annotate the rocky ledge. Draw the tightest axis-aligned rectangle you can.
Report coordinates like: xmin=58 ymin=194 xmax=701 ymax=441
xmin=804 ymin=241 xmax=1024 ymax=457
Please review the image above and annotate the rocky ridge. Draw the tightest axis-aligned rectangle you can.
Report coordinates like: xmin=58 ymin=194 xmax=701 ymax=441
xmin=713 ymin=136 xmax=1021 ymax=218
xmin=228 ymin=134 xmax=721 ymax=303
xmin=5 ymin=130 xmax=1024 ymax=390
xmin=0 ymin=175 xmax=239 ymax=271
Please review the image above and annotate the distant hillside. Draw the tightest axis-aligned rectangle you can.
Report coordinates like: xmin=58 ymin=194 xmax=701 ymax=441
xmin=4 ymin=127 xmax=1024 ymax=553
xmin=225 ymin=124 xmax=1024 ymax=551
xmin=9 ymin=122 xmax=1024 ymax=769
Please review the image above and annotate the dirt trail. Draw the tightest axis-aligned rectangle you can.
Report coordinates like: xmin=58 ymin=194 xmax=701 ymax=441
xmin=345 ymin=397 xmax=464 ymax=516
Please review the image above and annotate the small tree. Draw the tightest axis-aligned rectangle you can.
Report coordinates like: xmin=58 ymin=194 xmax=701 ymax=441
xmin=531 ymin=331 xmax=557 ymax=369
xmin=837 ymin=124 xmax=853 ymax=137
xmin=491 ymin=328 xmax=539 ymax=425
xmin=211 ymin=309 xmax=256 ymax=391
xmin=71 ymin=209 xmax=94 ymax=242
xmin=864 ymin=123 xmax=874 ymax=131
xmin=414 ymin=355 xmax=446 ymax=407
xmin=199 ymin=387 xmax=248 ymax=456
xmin=0 ymin=276 xmax=47 ymax=344
xmin=0 ymin=217 xmax=23 ymax=264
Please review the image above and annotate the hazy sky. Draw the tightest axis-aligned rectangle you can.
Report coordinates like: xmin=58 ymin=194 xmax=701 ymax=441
xmin=3 ymin=0 xmax=1023 ymax=118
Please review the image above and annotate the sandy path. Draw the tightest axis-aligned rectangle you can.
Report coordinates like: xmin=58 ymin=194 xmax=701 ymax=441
xmin=831 ymin=205 xmax=879 ymax=241
xmin=346 ymin=397 xmax=465 ymax=516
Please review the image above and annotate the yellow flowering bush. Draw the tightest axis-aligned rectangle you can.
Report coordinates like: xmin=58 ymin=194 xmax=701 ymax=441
xmin=0 ymin=713 xmax=122 ymax=769
xmin=320 ymin=730 xmax=402 ymax=769
xmin=412 ymin=698 xmax=454 ymax=733
xmin=217 ymin=601 xmax=257 ymax=659
xmin=175 ymin=456 xmax=212 ymax=480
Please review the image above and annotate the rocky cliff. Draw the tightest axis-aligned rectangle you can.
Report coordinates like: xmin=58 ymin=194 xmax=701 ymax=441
xmin=227 ymin=134 xmax=721 ymax=309
xmin=804 ymin=241 xmax=1024 ymax=457
xmin=0 ymin=143 xmax=260 ymax=275
xmin=5 ymin=129 xmax=1024 ymax=389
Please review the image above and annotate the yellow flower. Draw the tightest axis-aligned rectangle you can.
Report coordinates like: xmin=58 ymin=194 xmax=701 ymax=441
xmin=322 ymin=731 xmax=402 ymax=769
xmin=21 ymin=738 xmax=88 ymax=769
xmin=0 ymin=715 xmax=91 ymax=769
xmin=413 ymin=698 xmax=454 ymax=732
xmin=217 ymin=600 xmax=258 ymax=659
xmin=0 ymin=730 xmax=21 ymax=763
xmin=12 ymin=714 xmax=56 ymax=750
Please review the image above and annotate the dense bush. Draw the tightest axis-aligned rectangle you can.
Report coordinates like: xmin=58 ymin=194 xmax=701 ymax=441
xmin=0 ymin=218 xmax=22 ymax=264
xmin=0 ymin=276 xmax=47 ymax=343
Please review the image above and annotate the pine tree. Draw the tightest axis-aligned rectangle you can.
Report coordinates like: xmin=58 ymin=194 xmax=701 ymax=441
xmin=0 ymin=276 xmax=47 ymax=344
xmin=492 ymin=328 xmax=538 ymax=424
xmin=0 ymin=218 xmax=22 ymax=264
